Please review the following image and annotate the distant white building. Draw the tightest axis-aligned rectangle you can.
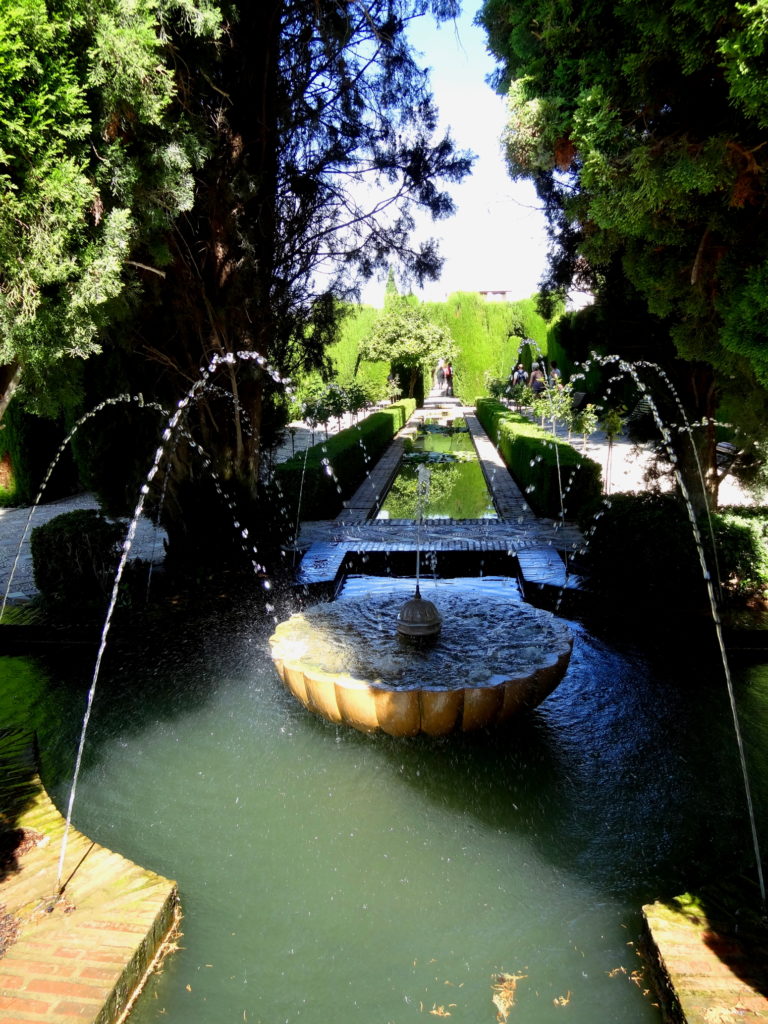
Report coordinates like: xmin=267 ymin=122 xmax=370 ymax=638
xmin=478 ymin=289 xmax=517 ymax=303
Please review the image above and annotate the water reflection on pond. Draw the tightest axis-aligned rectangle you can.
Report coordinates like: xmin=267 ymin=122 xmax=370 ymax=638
xmin=6 ymin=601 xmax=768 ymax=1024
xmin=378 ymin=422 xmax=497 ymax=520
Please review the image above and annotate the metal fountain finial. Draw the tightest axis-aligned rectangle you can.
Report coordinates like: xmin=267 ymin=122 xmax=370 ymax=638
xmin=397 ymin=462 xmax=441 ymax=639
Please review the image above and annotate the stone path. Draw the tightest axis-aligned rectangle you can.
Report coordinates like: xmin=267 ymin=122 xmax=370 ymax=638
xmin=643 ymin=895 xmax=768 ymax=1023
xmin=0 ymin=732 xmax=179 ymax=1024
xmin=0 ymin=494 xmax=167 ymax=605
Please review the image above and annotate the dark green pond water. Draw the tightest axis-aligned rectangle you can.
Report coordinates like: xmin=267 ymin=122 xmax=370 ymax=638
xmin=3 ymin=595 xmax=768 ymax=1024
xmin=378 ymin=426 xmax=496 ymax=520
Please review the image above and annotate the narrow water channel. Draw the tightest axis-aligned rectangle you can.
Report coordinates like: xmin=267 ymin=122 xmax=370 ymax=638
xmin=4 ymin=601 xmax=767 ymax=1024
xmin=378 ymin=421 xmax=497 ymax=520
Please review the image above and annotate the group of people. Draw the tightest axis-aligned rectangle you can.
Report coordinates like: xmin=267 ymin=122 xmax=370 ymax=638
xmin=435 ymin=358 xmax=454 ymax=396
xmin=509 ymin=360 xmax=562 ymax=395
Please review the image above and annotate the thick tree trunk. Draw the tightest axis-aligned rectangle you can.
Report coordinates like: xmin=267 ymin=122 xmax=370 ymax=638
xmin=668 ymin=362 xmax=719 ymax=518
xmin=140 ymin=3 xmax=285 ymax=566
xmin=0 ymin=361 xmax=22 ymax=422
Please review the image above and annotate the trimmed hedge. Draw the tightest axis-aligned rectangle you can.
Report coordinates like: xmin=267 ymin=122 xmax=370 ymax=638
xmin=577 ymin=493 xmax=768 ymax=607
xmin=475 ymin=397 xmax=602 ymax=519
xmin=274 ymin=399 xmax=416 ymax=522
xmin=30 ymin=509 xmax=126 ymax=612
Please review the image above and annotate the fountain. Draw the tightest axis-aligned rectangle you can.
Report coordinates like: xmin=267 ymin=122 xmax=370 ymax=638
xmin=396 ymin=462 xmax=442 ymax=640
xmin=271 ymin=443 xmax=574 ymax=735
xmin=269 ymin=580 xmax=573 ymax=735
xmin=2 ymin=354 xmax=767 ymax=1024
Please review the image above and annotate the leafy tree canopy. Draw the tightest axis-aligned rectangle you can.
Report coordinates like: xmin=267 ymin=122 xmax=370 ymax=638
xmin=0 ymin=0 xmax=217 ymax=414
xmin=478 ymin=0 xmax=768 ymax=386
xmin=359 ymin=300 xmax=456 ymax=395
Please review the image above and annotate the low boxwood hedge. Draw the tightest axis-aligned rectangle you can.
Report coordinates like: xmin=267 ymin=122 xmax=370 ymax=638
xmin=475 ymin=397 xmax=602 ymax=520
xmin=274 ymin=399 xmax=416 ymax=522
xmin=30 ymin=508 xmax=127 ymax=612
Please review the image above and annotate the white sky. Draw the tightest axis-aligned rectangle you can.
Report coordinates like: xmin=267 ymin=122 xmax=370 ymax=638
xmin=360 ymin=5 xmax=550 ymax=307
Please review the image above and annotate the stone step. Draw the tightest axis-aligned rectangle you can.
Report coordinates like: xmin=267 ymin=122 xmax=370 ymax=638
xmin=295 ymin=542 xmax=348 ymax=585
xmin=517 ymin=546 xmax=583 ymax=590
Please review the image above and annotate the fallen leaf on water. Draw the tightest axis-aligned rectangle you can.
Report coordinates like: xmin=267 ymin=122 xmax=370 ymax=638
xmin=185 ymin=985 xmax=192 ymax=992
xmin=607 ymin=966 xmax=626 ymax=978
xmin=429 ymin=1005 xmax=451 ymax=1017
xmin=491 ymin=972 xmax=528 ymax=1022
xmin=553 ymin=991 xmax=571 ymax=1007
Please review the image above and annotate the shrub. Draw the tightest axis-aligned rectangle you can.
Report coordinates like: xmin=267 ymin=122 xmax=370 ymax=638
xmin=274 ymin=399 xmax=416 ymax=522
xmin=0 ymin=401 xmax=81 ymax=507
xmin=475 ymin=398 xmax=602 ymax=519
xmin=483 ymin=370 xmax=508 ymax=401
xmin=711 ymin=509 xmax=768 ymax=598
xmin=578 ymin=494 xmax=768 ymax=607
xmin=30 ymin=509 xmax=127 ymax=612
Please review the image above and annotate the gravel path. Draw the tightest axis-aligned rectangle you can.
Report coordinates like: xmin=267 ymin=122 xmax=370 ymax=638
xmin=0 ymin=493 xmax=167 ymax=605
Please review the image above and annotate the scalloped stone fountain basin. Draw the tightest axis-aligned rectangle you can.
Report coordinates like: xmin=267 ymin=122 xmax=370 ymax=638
xmin=269 ymin=583 xmax=573 ymax=735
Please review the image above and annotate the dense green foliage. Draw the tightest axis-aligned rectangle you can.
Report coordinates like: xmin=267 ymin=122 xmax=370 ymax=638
xmin=423 ymin=292 xmax=551 ymax=400
xmin=713 ymin=507 xmax=768 ymax=597
xmin=358 ymin=300 xmax=456 ymax=399
xmin=480 ymin=0 xmax=768 ymax=379
xmin=326 ymin=306 xmax=388 ymax=398
xmin=479 ymin=0 xmax=768 ymax=507
xmin=30 ymin=508 xmax=126 ymax=611
xmin=0 ymin=0 xmax=215 ymax=415
xmin=0 ymin=400 xmax=79 ymax=506
xmin=579 ymin=493 xmax=768 ymax=607
xmin=331 ymin=290 xmax=557 ymax=406
xmin=275 ymin=400 xmax=416 ymax=524
xmin=475 ymin=397 xmax=602 ymax=518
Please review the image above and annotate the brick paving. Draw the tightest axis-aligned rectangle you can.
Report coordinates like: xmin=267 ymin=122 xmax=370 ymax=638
xmin=0 ymin=733 xmax=179 ymax=1024
xmin=643 ymin=897 xmax=768 ymax=1023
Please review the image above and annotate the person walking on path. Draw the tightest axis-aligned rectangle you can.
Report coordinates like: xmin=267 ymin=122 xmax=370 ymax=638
xmin=529 ymin=362 xmax=546 ymax=395
xmin=434 ymin=358 xmax=446 ymax=395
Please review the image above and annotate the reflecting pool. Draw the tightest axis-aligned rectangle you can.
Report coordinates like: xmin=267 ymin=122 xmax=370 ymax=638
xmin=378 ymin=423 xmax=496 ymax=520
xmin=4 ymin=600 xmax=768 ymax=1024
